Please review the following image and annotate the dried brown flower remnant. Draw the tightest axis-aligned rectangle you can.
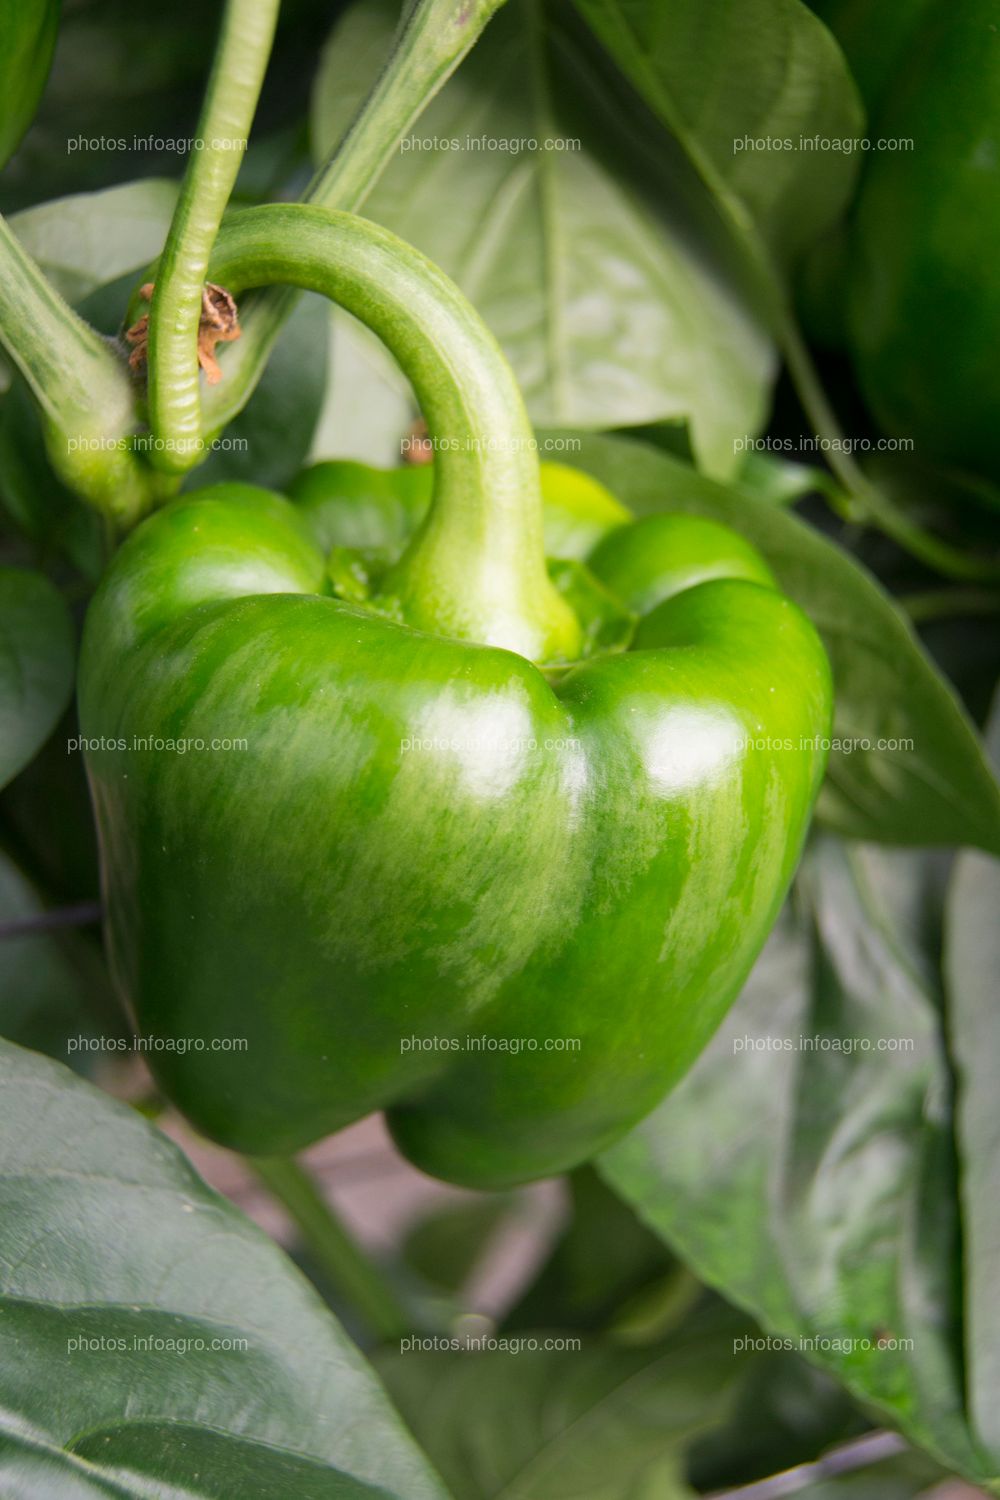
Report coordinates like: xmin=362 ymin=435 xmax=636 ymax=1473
xmin=196 ymin=282 xmax=241 ymax=382
xmin=123 ymin=284 xmax=154 ymax=374
xmin=125 ymin=282 xmax=241 ymax=384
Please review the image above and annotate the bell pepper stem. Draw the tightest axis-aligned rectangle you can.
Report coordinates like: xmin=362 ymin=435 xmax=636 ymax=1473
xmin=147 ymin=0 xmax=281 ymax=473
xmin=208 ymin=204 xmax=581 ymax=660
xmin=200 ymin=0 xmax=507 ymax=437
xmin=0 ymin=215 xmax=163 ymax=528
xmin=248 ymin=1155 xmax=411 ymax=1344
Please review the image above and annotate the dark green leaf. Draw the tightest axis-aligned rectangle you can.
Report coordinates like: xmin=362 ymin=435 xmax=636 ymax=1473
xmin=944 ymin=687 xmax=1000 ymax=1466
xmin=600 ymin=836 xmax=990 ymax=1483
xmin=0 ymin=0 xmax=59 ymax=172
xmin=312 ymin=0 xmax=774 ymax=479
xmin=0 ymin=1039 xmax=450 ymax=1499
xmin=0 ymin=567 xmax=74 ymax=790
xmin=378 ymin=1299 xmax=749 ymax=1500
xmin=572 ymin=0 xmax=864 ymax=265
xmin=560 ymin=431 xmax=1000 ymax=854
xmin=807 ymin=0 xmax=935 ymax=113
xmin=1 ymin=1423 xmax=399 ymax=1499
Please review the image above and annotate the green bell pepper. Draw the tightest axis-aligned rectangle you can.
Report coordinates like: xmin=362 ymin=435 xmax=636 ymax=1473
xmin=846 ymin=0 xmax=1000 ymax=482
xmin=79 ymin=207 xmax=831 ymax=1189
xmin=0 ymin=0 xmax=59 ymax=170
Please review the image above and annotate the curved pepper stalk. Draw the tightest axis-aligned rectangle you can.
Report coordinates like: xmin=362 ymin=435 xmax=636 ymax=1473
xmin=208 ymin=205 xmax=581 ymax=663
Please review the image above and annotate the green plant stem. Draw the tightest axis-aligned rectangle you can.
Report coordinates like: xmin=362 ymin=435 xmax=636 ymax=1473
xmin=201 ymin=0 xmax=506 ymax=437
xmin=778 ymin=315 xmax=1000 ymax=582
xmin=208 ymin=203 xmax=580 ymax=659
xmin=0 ymin=218 xmax=125 ymax=430
xmin=0 ymin=215 xmax=157 ymax=527
xmin=147 ymin=0 xmax=280 ymax=473
xmin=750 ymin=250 xmax=997 ymax=581
xmin=248 ymin=1155 xmax=410 ymax=1343
xmin=306 ymin=0 xmax=506 ymax=209
xmin=758 ymin=259 xmax=1000 ymax=579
